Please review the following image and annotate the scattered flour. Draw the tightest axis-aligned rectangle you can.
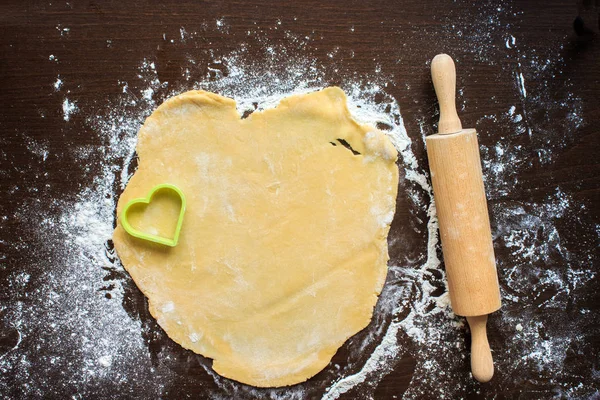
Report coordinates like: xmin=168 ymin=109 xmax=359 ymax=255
xmin=62 ymin=98 xmax=78 ymax=122
xmin=56 ymin=25 xmax=70 ymax=36
xmin=1 ymin=3 xmax=597 ymax=399
xmin=54 ymin=76 xmax=63 ymax=91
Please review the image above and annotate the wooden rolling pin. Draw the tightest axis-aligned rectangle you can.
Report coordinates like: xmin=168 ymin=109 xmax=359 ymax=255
xmin=426 ymin=54 xmax=502 ymax=382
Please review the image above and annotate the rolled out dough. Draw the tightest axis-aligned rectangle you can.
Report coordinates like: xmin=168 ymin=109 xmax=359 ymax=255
xmin=113 ymin=87 xmax=399 ymax=387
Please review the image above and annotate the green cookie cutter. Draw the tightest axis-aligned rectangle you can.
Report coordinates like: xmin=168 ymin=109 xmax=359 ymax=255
xmin=120 ymin=183 xmax=186 ymax=247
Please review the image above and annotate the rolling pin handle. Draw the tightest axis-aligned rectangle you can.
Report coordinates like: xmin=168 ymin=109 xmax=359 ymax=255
xmin=467 ymin=315 xmax=494 ymax=383
xmin=431 ymin=54 xmax=463 ymax=134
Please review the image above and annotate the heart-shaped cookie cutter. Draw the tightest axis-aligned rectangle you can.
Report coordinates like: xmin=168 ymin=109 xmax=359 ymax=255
xmin=120 ymin=183 xmax=186 ymax=247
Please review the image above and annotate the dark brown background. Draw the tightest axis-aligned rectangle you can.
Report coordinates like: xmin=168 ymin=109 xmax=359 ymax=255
xmin=1 ymin=0 xmax=599 ymax=399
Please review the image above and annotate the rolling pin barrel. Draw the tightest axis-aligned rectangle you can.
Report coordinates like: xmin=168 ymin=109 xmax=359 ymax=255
xmin=426 ymin=129 xmax=501 ymax=316
xmin=426 ymin=54 xmax=501 ymax=383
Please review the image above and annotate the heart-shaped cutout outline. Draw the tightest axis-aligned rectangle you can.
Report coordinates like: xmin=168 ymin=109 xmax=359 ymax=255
xmin=120 ymin=183 xmax=186 ymax=247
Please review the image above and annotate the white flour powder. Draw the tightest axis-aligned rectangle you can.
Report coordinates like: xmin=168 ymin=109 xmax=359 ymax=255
xmin=1 ymin=2 xmax=597 ymax=399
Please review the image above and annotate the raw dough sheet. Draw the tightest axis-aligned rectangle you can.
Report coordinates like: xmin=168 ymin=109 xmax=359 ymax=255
xmin=113 ymin=87 xmax=399 ymax=387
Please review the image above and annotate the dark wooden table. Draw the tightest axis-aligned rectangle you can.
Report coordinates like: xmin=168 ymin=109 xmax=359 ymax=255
xmin=1 ymin=1 xmax=598 ymax=399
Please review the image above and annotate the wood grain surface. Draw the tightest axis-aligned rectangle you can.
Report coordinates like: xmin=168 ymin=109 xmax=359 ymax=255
xmin=1 ymin=1 xmax=599 ymax=399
